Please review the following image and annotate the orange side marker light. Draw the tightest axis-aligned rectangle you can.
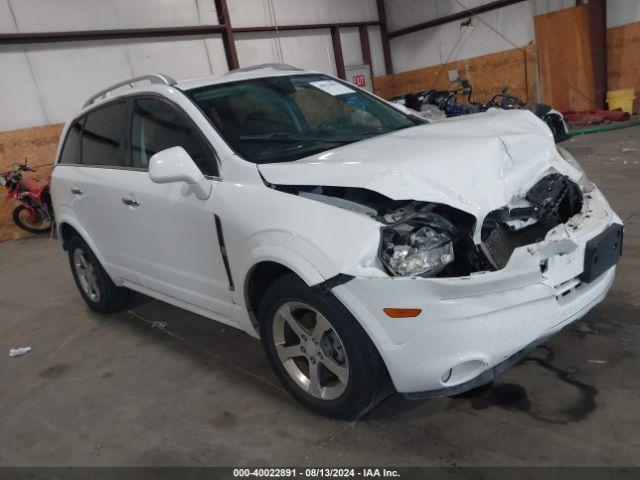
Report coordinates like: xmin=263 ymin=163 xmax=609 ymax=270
xmin=383 ymin=308 xmax=422 ymax=318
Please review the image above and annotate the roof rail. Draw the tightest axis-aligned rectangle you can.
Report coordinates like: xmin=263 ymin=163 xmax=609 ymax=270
xmin=225 ymin=63 xmax=303 ymax=75
xmin=83 ymin=73 xmax=177 ymax=108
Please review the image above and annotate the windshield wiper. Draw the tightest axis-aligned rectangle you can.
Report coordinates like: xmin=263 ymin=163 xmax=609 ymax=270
xmin=237 ymin=132 xmax=366 ymax=144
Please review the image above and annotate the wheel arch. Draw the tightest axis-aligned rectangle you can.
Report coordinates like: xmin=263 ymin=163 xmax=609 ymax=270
xmin=244 ymin=261 xmax=296 ymax=331
xmin=56 ymin=217 xmax=108 ymax=268
xmin=240 ymin=247 xmax=328 ymax=333
xmin=58 ymin=222 xmax=79 ymax=249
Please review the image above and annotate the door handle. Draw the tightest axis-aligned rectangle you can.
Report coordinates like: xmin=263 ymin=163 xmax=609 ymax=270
xmin=70 ymin=188 xmax=83 ymax=195
xmin=121 ymin=197 xmax=140 ymax=207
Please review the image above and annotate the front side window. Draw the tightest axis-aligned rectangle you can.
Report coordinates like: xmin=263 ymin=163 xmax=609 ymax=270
xmin=187 ymin=74 xmax=416 ymax=164
xmin=81 ymin=102 xmax=126 ymax=167
xmin=130 ymin=98 xmax=217 ymax=176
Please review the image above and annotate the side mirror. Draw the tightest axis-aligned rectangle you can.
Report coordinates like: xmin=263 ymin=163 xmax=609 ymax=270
xmin=149 ymin=146 xmax=212 ymax=200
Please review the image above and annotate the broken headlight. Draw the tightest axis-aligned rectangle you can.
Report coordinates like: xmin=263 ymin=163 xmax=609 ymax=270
xmin=379 ymin=215 xmax=456 ymax=277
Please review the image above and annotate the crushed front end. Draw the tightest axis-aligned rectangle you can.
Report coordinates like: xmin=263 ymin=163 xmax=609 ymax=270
xmin=331 ymin=175 xmax=622 ymax=397
xmin=258 ymin=111 xmax=623 ymax=398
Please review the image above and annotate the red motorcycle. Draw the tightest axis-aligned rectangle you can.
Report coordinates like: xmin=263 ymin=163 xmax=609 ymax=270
xmin=1 ymin=161 xmax=54 ymax=234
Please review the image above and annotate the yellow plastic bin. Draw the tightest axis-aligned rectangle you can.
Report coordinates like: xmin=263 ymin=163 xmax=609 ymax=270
xmin=606 ymin=89 xmax=636 ymax=114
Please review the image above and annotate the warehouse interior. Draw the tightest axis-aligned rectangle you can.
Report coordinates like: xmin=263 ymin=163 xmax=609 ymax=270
xmin=1 ymin=0 xmax=639 ymax=473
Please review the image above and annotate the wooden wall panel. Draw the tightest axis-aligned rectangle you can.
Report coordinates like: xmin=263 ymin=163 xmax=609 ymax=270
xmin=607 ymin=21 xmax=640 ymax=113
xmin=534 ymin=5 xmax=596 ymax=111
xmin=374 ymin=16 xmax=638 ymax=114
xmin=373 ymin=44 xmax=537 ymax=104
xmin=0 ymin=124 xmax=62 ymax=242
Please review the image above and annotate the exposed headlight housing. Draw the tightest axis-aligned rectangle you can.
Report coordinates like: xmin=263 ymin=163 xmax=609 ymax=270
xmin=379 ymin=213 xmax=456 ymax=277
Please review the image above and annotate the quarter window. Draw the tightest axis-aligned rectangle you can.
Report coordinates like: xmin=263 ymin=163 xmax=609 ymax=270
xmin=58 ymin=119 xmax=83 ymax=165
xmin=81 ymin=102 xmax=127 ymax=167
xmin=130 ymin=98 xmax=217 ymax=176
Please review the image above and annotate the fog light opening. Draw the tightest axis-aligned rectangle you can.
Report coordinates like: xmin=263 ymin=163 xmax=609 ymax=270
xmin=441 ymin=360 xmax=487 ymax=386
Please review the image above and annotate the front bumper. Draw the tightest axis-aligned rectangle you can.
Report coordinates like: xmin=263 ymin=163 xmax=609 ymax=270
xmin=332 ymin=187 xmax=621 ymax=394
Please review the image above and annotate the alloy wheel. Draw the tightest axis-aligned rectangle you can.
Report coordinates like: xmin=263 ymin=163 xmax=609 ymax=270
xmin=73 ymin=248 xmax=101 ymax=302
xmin=272 ymin=301 xmax=349 ymax=400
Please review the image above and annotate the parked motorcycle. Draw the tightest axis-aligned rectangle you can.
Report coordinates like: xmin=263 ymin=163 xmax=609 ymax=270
xmin=1 ymin=161 xmax=54 ymax=233
xmin=393 ymin=83 xmax=570 ymax=142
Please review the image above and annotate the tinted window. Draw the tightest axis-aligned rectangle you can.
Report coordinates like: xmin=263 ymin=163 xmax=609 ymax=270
xmin=59 ymin=119 xmax=83 ymax=165
xmin=81 ymin=102 xmax=126 ymax=167
xmin=130 ymin=98 xmax=217 ymax=176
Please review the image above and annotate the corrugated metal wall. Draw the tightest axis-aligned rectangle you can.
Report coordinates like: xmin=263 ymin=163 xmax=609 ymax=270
xmin=0 ymin=0 xmax=384 ymax=131
xmin=2 ymin=0 xmax=639 ymax=132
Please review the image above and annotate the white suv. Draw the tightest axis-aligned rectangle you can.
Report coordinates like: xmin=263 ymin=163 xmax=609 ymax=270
xmin=52 ymin=64 xmax=623 ymax=419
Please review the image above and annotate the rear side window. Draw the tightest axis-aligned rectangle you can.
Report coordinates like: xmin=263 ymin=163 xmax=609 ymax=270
xmin=58 ymin=119 xmax=83 ymax=165
xmin=130 ymin=98 xmax=217 ymax=176
xmin=81 ymin=102 xmax=127 ymax=167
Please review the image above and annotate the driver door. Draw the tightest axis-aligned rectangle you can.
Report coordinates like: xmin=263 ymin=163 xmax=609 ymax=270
xmin=112 ymin=96 xmax=234 ymax=320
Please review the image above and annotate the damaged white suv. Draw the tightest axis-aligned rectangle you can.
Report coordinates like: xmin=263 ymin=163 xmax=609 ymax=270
xmin=52 ymin=64 xmax=623 ymax=419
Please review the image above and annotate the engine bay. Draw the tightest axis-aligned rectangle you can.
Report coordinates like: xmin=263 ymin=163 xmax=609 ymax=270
xmin=272 ymin=173 xmax=584 ymax=278
xmin=481 ymin=174 xmax=583 ymax=269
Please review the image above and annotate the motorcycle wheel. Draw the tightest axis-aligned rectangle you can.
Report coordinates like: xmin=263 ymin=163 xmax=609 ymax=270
xmin=12 ymin=205 xmax=52 ymax=234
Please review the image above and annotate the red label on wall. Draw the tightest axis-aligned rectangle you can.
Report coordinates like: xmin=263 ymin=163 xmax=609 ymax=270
xmin=352 ymin=74 xmax=366 ymax=87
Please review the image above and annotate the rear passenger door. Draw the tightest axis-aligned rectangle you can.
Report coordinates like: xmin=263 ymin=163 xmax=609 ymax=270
xmin=55 ymin=101 xmax=130 ymax=276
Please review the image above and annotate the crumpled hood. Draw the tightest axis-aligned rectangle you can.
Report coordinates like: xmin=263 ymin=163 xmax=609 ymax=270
xmin=258 ymin=109 xmax=576 ymax=220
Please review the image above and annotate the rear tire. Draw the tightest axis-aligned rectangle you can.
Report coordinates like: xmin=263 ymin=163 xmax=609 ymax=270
xmin=12 ymin=205 xmax=52 ymax=234
xmin=67 ymin=235 xmax=129 ymax=313
xmin=259 ymin=274 xmax=393 ymax=420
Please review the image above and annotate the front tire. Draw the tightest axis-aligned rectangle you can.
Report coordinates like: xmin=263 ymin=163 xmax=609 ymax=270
xmin=67 ymin=235 xmax=129 ymax=313
xmin=259 ymin=274 xmax=393 ymax=419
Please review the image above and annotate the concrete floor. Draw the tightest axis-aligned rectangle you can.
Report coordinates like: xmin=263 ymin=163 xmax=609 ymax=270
xmin=1 ymin=126 xmax=639 ymax=467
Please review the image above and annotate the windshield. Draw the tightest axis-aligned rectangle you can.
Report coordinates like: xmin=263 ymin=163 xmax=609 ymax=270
xmin=187 ymin=74 xmax=417 ymax=164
